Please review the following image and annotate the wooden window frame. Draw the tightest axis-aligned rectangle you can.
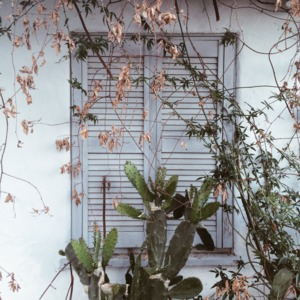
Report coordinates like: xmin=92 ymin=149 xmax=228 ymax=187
xmin=70 ymin=33 xmax=236 ymax=257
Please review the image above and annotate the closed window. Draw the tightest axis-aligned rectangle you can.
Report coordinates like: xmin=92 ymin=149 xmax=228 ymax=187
xmin=71 ymin=34 xmax=235 ymax=252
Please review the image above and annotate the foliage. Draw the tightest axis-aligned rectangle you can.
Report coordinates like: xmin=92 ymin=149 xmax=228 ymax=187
xmin=114 ymin=161 xmax=217 ymax=299
xmin=64 ymin=226 xmax=122 ymax=300
xmin=0 ymin=0 xmax=300 ymax=299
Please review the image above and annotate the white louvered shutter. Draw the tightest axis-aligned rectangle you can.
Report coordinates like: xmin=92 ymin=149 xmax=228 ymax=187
xmin=86 ymin=46 xmax=147 ymax=248
xmin=153 ymin=37 xmax=231 ymax=248
xmin=72 ymin=35 xmax=234 ymax=250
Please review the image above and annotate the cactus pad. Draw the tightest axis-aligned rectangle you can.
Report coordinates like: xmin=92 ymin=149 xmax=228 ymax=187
xmin=163 ymin=221 xmax=196 ymax=279
xmin=146 ymin=210 xmax=167 ymax=269
xmin=167 ymin=277 xmax=203 ymax=299
xmin=102 ymin=228 xmax=118 ymax=269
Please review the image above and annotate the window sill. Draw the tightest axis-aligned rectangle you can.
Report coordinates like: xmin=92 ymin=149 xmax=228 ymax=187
xmin=60 ymin=253 xmax=239 ymax=269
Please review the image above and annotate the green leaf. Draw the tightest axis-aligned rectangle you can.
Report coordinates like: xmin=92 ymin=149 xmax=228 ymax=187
xmin=124 ymin=161 xmax=153 ymax=210
xmin=102 ymin=228 xmax=118 ymax=269
xmin=65 ymin=242 xmax=90 ymax=285
xmin=167 ymin=277 xmax=203 ymax=299
xmin=115 ymin=203 xmax=146 ymax=220
xmin=136 ymin=175 xmax=154 ymax=209
xmin=124 ymin=161 xmax=140 ymax=189
xmin=93 ymin=228 xmax=101 ymax=266
xmin=71 ymin=238 xmax=95 ymax=273
xmin=68 ymin=77 xmax=87 ymax=95
xmin=199 ymin=178 xmax=216 ymax=208
xmin=162 ymin=175 xmax=178 ymax=208
xmin=189 ymin=187 xmax=201 ymax=223
xmin=198 ymin=202 xmax=220 ymax=222
xmin=269 ymin=268 xmax=293 ymax=300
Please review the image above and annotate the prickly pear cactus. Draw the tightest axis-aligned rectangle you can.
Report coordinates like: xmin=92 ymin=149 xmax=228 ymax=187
xmin=71 ymin=238 xmax=95 ymax=272
xmin=102 ymin=228 xmax=118 ymax=269
xmin=146 ymin=210 xmax=167 ymax=270
xmin=163 ymin=221 xmax=196 ymax=279
xmin=114 ymin=161 xmax=218 ymax=299
xmin=139 ymin=278 xmax=168 ymax=300
xmin=124 ymin=161 xmax=153 ymax=210
xmin=64 ymin=227 xmax=126 ymax=300
xmin=167 ymin=277 xmax=203 ymax=299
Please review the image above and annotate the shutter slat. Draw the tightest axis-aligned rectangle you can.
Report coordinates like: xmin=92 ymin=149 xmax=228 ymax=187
xmin=161 ymin=53 xmax=219 ymax=245
xmin=86 ymin=55 xmax=145 ymax=248
xmin=82 ymin=36 xmax=233 ymax=250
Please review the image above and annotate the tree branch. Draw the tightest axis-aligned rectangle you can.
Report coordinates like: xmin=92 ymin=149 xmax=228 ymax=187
xmin=73 ymin=1 xmax=113 ymax=79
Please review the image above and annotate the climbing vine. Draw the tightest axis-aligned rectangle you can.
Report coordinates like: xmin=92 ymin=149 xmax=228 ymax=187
xmin=0 ymin=0 xmax=300 ymax=299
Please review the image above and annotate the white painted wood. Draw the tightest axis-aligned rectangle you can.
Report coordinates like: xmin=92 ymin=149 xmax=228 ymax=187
xmin=72 ymin=35 xmax=235 ymax=250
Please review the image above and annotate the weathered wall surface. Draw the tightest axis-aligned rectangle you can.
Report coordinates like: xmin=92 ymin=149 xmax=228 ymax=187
xmin=0 ymin=1 xmax=298 ymax=299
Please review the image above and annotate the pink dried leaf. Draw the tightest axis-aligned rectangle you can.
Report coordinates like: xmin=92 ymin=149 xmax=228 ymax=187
xmin=5 ymin=193 xmax=13 ymax=203
xmin=13 ymin=36 xmax=23 ymax=48
xmin=23 ymin=15 xmax=29 ymax=27
xmin=21 ymin=120 xmax=29 ymax=135
xmin=49 ymin=10 xmax=59 ymax=28
xmin=80 ymin=127 xmax=88 ymax=140
xmin=37 ymin=3 xmax=47 ymax=15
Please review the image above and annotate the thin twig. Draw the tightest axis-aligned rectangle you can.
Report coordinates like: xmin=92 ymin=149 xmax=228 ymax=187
xmin=39 ymin=260 xmax=72 ymax=300
xmin=0 ymin=91 xmax=8 ymax=194
xmin=3 ymin=172 xmax=48 ymax=210
xmin=73 ymin=1 xmax=113 ymax=79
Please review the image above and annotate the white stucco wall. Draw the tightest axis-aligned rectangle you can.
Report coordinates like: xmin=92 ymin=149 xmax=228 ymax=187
xmin=0 ymin=1 xmax=298 ymax=299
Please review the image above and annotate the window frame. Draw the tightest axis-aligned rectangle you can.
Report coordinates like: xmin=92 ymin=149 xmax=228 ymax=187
xmin=70 ymin=33 xmax=236 ymax=257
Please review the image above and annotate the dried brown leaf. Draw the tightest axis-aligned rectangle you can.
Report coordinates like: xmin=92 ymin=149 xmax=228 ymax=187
xmin=5 ymin=193 xmax=13 ymax=203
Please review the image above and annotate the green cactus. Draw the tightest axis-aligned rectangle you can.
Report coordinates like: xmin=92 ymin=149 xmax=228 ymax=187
xmin=146 ymin=210 xmax=167 ymax=270
xmin=88 ymin=274 xmax=99 ymax=300
xmin=155 ymin=166 xmax=167 ymax=188
xmin=71 ymin=238 xmax=95 ymax=272
xmin=93 ymin=227 xmax=101 ymax=266
xmin=130 ymin=243 xmax=146 ymax=300
xmin=115 ymin=203 xmax=146 ymax=220
xmin=124 ymin=160 xmax=141 ymax=189
xmin=198 ymin=177 xmax=216 ymax=208
xmin=140 ymin=278 xmax=167 ymax=300
xmin=124 ymin=161 xmax=153 ymax=210
xmin=113 ymin=161 xmax=219 ymax=299
xmin=64 ymin=227 xmax=125 ymax=300
xmin=197 ymin=201 xmax=220 ymax=222
xmin=167 ymin=277 xmax=203 ymax=299
xmin=163 ymin=221 xmax=196 ymax=279
xmin=185 ymin=179 xmax=217 ymax=224
xmin=187 ymin=186 xmax=199 ymax=223
xmin=161 ymin=175 xmax=178 ymax=209
xmin=65 ymin=242 xmax=90 ymax=286
xmin=102 ymin=228 xmax=118 ymax=269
